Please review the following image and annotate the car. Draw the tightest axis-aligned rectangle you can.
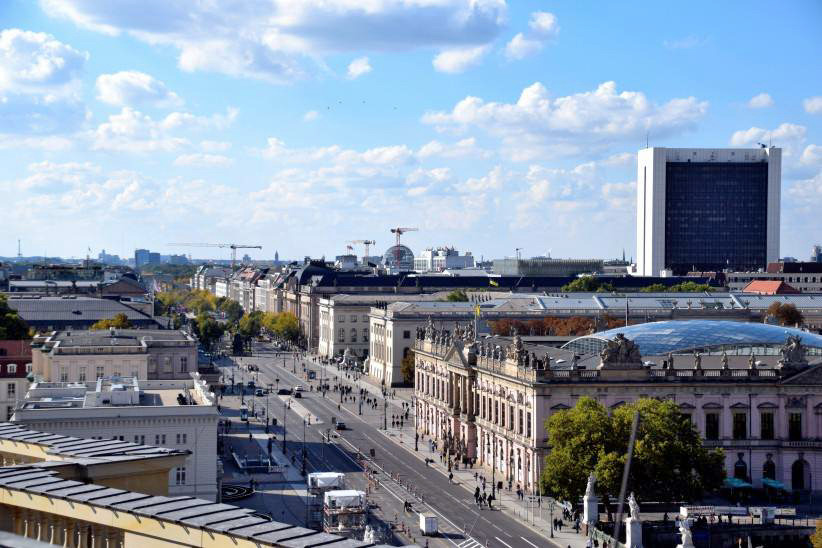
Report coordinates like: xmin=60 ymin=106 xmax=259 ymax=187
xmin=255 ymin=389 xmax=264 ymax=397
xmin=277 ymin=388 xmax=292 ymax=395
xmin=294 ymin=385 xmax=305 ymax=392
xmin=294 ymin=392 xmax=302 ymax=399
xmin=335 ymin=422 xmax=347 ymax=431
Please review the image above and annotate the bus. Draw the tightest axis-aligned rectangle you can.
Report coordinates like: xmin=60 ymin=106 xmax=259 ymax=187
xmin=240 ymin=404 xmax=248 ymax=422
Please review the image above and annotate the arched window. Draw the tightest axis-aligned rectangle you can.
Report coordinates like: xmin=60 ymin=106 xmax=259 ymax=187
xmin=763 ymin=459 xmax=776 ymax=480
xmin=792 ymin=459 xmax=810 ymax=491
xmin=350 ymin=328 xmax=357 ymax=343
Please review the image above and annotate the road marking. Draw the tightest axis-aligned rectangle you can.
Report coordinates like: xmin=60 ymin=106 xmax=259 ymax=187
xmin=494 ymin=537 xmax=513 ymax=548
xmin=457 ymin=540 xmax=483 ymax=548
xmin=520 ymin=537 xmax=539 ymax=548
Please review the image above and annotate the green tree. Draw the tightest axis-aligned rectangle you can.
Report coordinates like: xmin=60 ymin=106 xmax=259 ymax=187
xmin=90 ymin=313 xmax=133 ymax=330
xmin=217 ymin=298 xmax=244 ymax=323
xmin=670 ymin=281 xmax=713 ymax=292
xmin=273 ymin=312 xmax=300 ymax=342
xmin=767 ymin=302 xmax=804 ymax=326
xmin=541 ymin=397 xmax=724 ymax=504
xmin=0 ymin=295 xmax=31 ymax=340
xmin=193 ymin=314 xmax=225 ymax=352
xmin=445 ymin=289 xmax=469 ymax=302
xmin=561 ymin=276 xmax=615 ymax=293
xmin=400 ymin=352 xmax=415 ymax=385
xmin=640 ymin=283 xmax=668 ymax=292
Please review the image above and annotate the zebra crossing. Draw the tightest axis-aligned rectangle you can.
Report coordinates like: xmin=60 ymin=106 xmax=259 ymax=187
xmin=457 ymin=539 xmax=484 ymax=548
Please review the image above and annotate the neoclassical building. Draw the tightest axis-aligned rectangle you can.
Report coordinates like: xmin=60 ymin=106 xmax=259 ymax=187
xmin=413 ymin=320 xmax=822 ymax=496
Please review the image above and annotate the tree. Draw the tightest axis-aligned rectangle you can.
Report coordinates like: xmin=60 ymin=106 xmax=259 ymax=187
xmin=561 ymin=276 xmax=615 ymax=293
xmin=193 ymin=314 xmax=225 ymax=352
xmin=811 ymin=519 xmax=822 ymax=548
xmin=90 ymin=313 xmax=132 ymax=330
xmin=445 ymin=289 xmax=469 ymax=302
xmin=0 ymin=295 xmax=31 ymax=340
xmin=541 ymin=397 xmax=724 ymax=504
xmin=669 ymin=281 xmax=713 ymax=292
xmin=262 ymin=312 xmax=301 ymax=343
xmin=767 ymin=302 xmax=804 ymax=326
xmin=400 ymin=352 xmax=415 ymax=385
xmin=640 ymin=283 xmax=668 ymax=293
xmin=217 ymin=298 xmax=244 ymax=323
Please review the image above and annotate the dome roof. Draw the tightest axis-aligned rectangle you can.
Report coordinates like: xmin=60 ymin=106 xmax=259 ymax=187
xmin=563 ymin=320 xmax=822 ymax=357
xmin=383 ymin=245 xmax=414 ymax=269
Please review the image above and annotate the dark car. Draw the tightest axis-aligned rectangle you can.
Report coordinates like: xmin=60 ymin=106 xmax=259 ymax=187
xmin=335 ymin=422 xmax=347 ymax=431
xmin=294 ymin=392 xmax=302 ymax=399
xmin=277 ymin=388 xmax=292 ymax=395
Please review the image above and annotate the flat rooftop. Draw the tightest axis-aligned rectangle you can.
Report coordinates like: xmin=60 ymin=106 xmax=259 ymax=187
xmin=49 ymin=329 xmax=191 ymax=347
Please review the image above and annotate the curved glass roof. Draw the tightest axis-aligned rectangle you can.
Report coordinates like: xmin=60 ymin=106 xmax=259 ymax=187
xmin=563 ymin=320 xmax=822 ymax=357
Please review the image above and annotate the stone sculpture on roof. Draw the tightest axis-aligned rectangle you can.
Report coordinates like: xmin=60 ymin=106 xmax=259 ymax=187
xmin=599 ymin=333 xmax=641 ymax=366
xmin=779 ymin=334 xmax=807 ymax=367
xmin=424 ymin=317 xmax=435 ymax=341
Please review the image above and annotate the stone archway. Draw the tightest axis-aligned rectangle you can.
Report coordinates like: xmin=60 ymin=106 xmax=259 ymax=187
xmin=792 ymin=459 xmax=811 ymax=491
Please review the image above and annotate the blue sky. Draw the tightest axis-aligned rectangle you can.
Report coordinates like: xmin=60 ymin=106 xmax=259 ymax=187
xmin=1 ymin=0 xmax=821 ymax=263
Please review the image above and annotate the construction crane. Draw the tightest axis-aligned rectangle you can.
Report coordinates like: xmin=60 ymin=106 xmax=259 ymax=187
xmin=348 ymin=240 xmax=375 ymax=265
xmin=168 ymin=242 xmax=262 ymax=269
xmin=389 ymin=227 xmax=418 ymax=269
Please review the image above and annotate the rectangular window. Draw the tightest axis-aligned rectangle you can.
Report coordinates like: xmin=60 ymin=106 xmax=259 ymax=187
xmin=7 ymin=384 xmax=15 ymax=398
xmin=705 ymin=412 xmax=720 ymax=440
xmin=175 ymin=467 xmax=187 ymax=485
xmin=134 ymin=435 xmax=145 ymax=445
xmin=163 ymin=356 xmax=172 ymax=372
xmin=760 ymin=412 xmax=774 ymax=440
xmin=96 ymin=366 xmax=104 ymax=379
xmin=60 ymin=368 xmax=68 ymax=382
xmin=338 ymin=328 xmax=345 ymax=343
xmin=733 ymin=413 xmax=747 ymax=440
xmin=155 ymin=434 xmax=167 ymax=445
xmin=494 ymin=401 xmax=498 ymax=425
xmin=403 ymin=330 xmax=411 ymax=339
xmin=148 ymin=358 xmax=157 ymax=372
xmin=79 ymin=367 xmax=86 ymax=382
xmin=518 ymin=409 xmax=523 ymax=435
xmin=5 ymin=406 xmax=11 ymax=420
xmin=508 ymin=405 xmax=514 ymax=430
xmin=789 ymin=413 xmax=803 ymax=441
xmin=526 ymin=412 xmax=532 ymax=438
xmin=180 ymin=357 xmax=188 ymax=372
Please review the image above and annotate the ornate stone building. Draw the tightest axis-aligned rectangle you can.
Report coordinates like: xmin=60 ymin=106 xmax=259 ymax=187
xmin=413 ymin=320 xmax=822 ymax=496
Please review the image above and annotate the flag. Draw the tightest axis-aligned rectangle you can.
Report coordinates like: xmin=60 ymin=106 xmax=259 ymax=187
xmin=474 ymin=304 xmax=481 ymax=318
xmin=489 ymin=279 xmax=499 ymax=287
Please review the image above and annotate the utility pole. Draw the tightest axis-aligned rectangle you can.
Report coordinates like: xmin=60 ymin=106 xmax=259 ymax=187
xmin=384 ymin=398 xmax=388 ymax=430
xmin=282 ymin=400 xmax=287 ymax=454
xmin=302 ymin=419 xmax=307 ymax=476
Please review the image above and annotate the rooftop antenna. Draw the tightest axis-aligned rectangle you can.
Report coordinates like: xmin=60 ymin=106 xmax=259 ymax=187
xmin=645 ymin=131 xmax=649 ymax=149
xmin=17 ymin=239 xmax=22 ymax=259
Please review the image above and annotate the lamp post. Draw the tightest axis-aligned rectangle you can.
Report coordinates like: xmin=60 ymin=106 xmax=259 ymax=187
xmin=548 ymin=499 xmax=555 ymax=538
xmin=301 ymin=419 xmax=307 ymax=476
xmin=282 ymin=399 xmax=287 ymax=454
xmin=383 ymin=399 xmax=388 ymax=430
xmin=491 ymin=435 xmax=496 ymax=498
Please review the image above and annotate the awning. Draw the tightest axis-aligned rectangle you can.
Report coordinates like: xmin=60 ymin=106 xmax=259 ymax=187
xmin=724 ymin=477 xmax=753 ymax=489
xmin=761 ymin=478 xmax=787 ymax=490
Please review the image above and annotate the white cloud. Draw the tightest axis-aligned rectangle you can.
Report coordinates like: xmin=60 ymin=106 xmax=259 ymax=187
xmin=423 ymin=81 xmax=708 ymax=160
xmin=788 ymin=171 xmax=822 ymax=201
xmin=529 ymin=12 xmax=559 ymax=36
xmin=804 ymin=96 xmax=822 ymax=115
xmin=95 ymin=70 xmax=182 ymax=107
xmin=663 ymin=35 xmax=708 ymax=49
xmin=800 ymin=144 xmax=822 ymax=167
xmin=0 ymin=135 xmax=73 ymax=150
xmin=42 ymin=0 xmax=507 ymax=82
xmin=303 ymin=110 xmax=319 ymax=122
xmin=417 ymin=137 xmax=489 ymax=159
xmin=346 ymin=57 xmax=372 ymax=79
xmin=504 ymin=33 xmax=542 ymax=60
xmin=729 ymin=123 xmax=807 ymax=159
xmin=200 ymin=140 xmax=231 ymax=152
xmin=261 ymin=137 xmax=415 ymax=167
xmin=92 ymin=106 xmax=238 ymax=153
xmin=406 ymin=167 xmax=451 ymax=184
xmin=174 ymin=153 xmax=233 ymax=167
xmin=0 ymin=29 xmax=88 ymax=136
xmin=747 ymin=92 xmax=773 ymax=109
xmin=433 ymin=45 xmax=490 ymax=73
xmin=0 ymin=28 xmax=87 ymax=92
xmin=459 ymin=165 xmax=504 ymax=193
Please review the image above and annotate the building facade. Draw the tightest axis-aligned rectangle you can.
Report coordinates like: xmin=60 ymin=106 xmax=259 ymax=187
xmin=636 ymin=147 xmax=781 ymax=276
xmin=0 ymin=341 xmax=30 ymax=422
xmin=728 ymin=262 xmax=822 ymax=294
xmin=11 ymin=373 xmax=219 ymax=500
xmin=414 ymin=321 xmax=822 ymax=496
xmin=414 ymin=247 xmax=475 ymax=272
xmin=492 ymin=257 xmax=603 ymax=277
xmin=31 ymin=329 xmax=198 ymax=383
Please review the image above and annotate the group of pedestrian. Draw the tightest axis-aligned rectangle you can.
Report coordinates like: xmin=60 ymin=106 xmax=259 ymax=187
xmin=472 ymin=486 xmax=495 ymax=509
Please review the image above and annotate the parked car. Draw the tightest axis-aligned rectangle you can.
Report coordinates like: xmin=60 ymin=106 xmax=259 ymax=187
xmin=255 ymin=389 xmax=264 ymax=397
xmin=294 ymin=392 xmax=302 ymax=399
xmin=277 ymin=388 xmax=292 ymax=395
xmin=294 ymin=385 xmax=305 ymax=392
xmin=335 ymin=422 xmax=347 ymax=431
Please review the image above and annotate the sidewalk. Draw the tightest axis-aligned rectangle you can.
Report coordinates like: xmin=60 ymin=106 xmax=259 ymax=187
xmin=302 ymin=353 xmax=592 ymax=548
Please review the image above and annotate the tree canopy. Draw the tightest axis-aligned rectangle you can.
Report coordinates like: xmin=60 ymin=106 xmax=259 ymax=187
xmin=155 ymin=289 xmax=216 ymax=316
xmin=0 ymin=295 xmax=31 ymax=340
xmin=400 ymin=352 xmax=415 ymax=385
xmin=261 ymin=312 xmax=300 ymax=342
xmin=444 ymin=289 xmax=469 ymax=302
xmin=541 ymin=397 xmax=724 ymax=504
xmin=217 ymin=298 xmax=244 ymax=323
xmin=90 ymin=313 xmax=133 ymax=330
xmin=561 ymin=276 xmax=615 ymax=293
xmin=767 ymin=302 xmax=804 ymax=327
xmin=192 ymin=314 xmax=225 ymax=352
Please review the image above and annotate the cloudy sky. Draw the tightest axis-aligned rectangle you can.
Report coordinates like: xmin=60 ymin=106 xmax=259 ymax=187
xmin=2 ymin=0 xmax=821 ymax=262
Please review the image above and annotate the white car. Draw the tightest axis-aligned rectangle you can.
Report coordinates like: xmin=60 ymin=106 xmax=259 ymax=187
xmin=294 ymin=385 xmax=305 ymax=392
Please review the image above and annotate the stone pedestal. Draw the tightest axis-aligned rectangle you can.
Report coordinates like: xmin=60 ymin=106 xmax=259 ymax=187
xmin=625 ymin=517 xmax=643 ymax=548
xmin=583 ymin=494 xmax=598 ymax=526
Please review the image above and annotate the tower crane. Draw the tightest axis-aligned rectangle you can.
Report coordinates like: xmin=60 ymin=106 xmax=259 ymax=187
xmin=348 ymin=240 xmax=376 ymax=265
xmin=168 ymin=242 xmax=262 ymax=269
xmin=389 ymin=227 xmax=418 ymax=269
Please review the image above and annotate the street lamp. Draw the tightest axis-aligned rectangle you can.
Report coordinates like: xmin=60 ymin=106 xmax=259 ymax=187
xmin=282 ymin=399 xmax=287 ymax=454
xmin=548 ymin=499 xmax=555 ymax=538
xmin=491 ymin=435 xmax=496 ymax=498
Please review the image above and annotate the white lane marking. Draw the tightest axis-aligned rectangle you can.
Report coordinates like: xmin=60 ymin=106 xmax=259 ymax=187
xmin=494 ymin=537 xmax=514 ymax=548
xmin=520 ymin=537 xmax=539 ymax=548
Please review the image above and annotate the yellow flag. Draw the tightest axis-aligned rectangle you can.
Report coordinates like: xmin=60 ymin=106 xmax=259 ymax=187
xmin=474 ymin=304 xmax=481 ymax=318
xmin=489 ymin=279 xmax=499 ymax=287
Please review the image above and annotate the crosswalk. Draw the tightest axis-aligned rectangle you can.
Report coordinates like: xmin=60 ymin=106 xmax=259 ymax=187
xmin=457 ymin=539 xmax=484 ymax=548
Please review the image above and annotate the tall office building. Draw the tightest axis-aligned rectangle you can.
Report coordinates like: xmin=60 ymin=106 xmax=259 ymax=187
xmin=636 ymin=147 xmax=781 ymax=276
xmin=134 ymin=248 xmax=150 ymax=269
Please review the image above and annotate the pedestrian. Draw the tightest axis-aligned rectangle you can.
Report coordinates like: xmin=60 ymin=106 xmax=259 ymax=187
xmin=448 ymin=472 xmax=453 ymax=484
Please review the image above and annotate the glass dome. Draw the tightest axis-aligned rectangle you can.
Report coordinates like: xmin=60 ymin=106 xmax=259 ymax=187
xmin=563 ymin=320 xmax=822 ymax=357
xmin=383 ymin=245 xmax=414 ymax=270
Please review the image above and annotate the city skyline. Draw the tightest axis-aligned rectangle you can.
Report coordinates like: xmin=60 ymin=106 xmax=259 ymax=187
xmin=2 ymin=1 xmax=821 ymax=261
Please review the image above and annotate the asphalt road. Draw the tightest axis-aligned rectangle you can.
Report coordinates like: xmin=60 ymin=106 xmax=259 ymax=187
xmin=224 ymin=345 xmax=548 ymax=548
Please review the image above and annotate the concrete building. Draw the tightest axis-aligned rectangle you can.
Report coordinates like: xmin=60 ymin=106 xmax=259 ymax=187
xmin=191 ymin=265 xmax=232 ymax=293
xmin=414 ymin=247 xmax=474 ymax=272
xmin=415 ymin=321 xmax=822 ymax=495
xmin=492 ymin=257 xmax=603 ymax=277
xmin=728 ymin=262 xmax=822 ymax=293
xmin=11 ymin=373 xmax=219 ymax=500
xmin=0 ymin=424 xmax=353 ymax=547
xmin=134 ymin=249 xmax=150 ymax=269
xmin=636 ymin=147 xmax=781 ymax=276
xmin=0 ymin=341 xmax=30 ymax=422
xmin=5 ymin=296 xmax=161 ymax=331
xmin=31 ymin=329 xmax=198 ymax=383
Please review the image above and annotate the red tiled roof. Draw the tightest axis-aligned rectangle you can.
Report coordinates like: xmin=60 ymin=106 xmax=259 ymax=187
xmin=742 ymin=280 xmax=800 ymax=295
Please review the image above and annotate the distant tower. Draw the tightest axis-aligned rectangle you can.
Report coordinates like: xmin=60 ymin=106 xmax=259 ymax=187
xmin=275 ymin=250 xmax=279 ymax=263
xmin=17 ymin=239 xmax=22 ymax=258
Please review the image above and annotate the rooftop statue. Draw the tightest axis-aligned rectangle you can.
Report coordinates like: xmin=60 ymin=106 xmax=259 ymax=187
xmin=779 ymin=334 xmax=807 ymax=367
xmin=600 ymin=333 xmax=642 ymax=365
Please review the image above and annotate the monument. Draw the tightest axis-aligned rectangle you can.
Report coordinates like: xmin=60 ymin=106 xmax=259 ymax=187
xmin=676 ymin=517 xmax=694 ymax=548
xmin=583 ymin=474 xmax=598 ymax=534
xmin=624 ymin=492 xmax=643 ymax=548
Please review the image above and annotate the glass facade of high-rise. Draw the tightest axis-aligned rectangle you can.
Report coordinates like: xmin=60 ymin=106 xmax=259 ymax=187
xmin=664 ymin=161 xmax=768 ymax=273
